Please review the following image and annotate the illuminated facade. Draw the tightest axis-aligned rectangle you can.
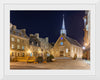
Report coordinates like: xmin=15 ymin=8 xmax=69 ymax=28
xmin=83 ymin=11 xmax=90 ymax=60
xmin=29 ymin=33 xmax=51 ymax=58
xmin=51 ymin=15 xmax=83 ymax=58
xmin=10 ymin=24 xmax=51 ymax=61
xmin=10 ymin=24 xmax=30 ymax=61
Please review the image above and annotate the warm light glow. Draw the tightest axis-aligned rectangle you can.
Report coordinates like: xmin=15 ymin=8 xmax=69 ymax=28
xmin=66 ymin=48 xmax=68 ymax=53
xmin=85 ymin=43 xmax=88 ymax=46
xmin=82 ymin=46 xmax=85 ymax=50
xmin=28 ymin=50 xmax=31 ymax=53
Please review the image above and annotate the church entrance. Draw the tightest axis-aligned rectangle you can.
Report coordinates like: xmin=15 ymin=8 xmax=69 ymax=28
xmin=60 ymin=51 xmax=64 ymax=56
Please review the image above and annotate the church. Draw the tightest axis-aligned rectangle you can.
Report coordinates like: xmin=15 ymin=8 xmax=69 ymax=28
xmin=51 ymin=15 xmax=83 ymax=58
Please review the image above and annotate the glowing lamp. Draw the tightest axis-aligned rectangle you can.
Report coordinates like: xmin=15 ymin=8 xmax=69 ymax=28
xmin=28 ymin=50 xmax=31 ymax=53
xmin=82 ymin=46 xmax=85 ymax=50
xmin=85 ymin=43 xmax=88 ymax=46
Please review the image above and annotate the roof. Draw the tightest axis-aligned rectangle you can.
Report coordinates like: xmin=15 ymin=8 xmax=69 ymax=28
xmin=66 ymin=36 xmax=82 ymax=47
xmin=10 ymin=29 xmax=29 ymax=39
xmin=29 ymin=35 xmax=40 ymax=46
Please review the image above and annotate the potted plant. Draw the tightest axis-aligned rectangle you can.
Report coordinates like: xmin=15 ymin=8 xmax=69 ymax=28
xmin=36 ymin=56 xmax=43 ymax=63
xmin=73 ymin=54 xmax=77 ymax=60
xmin=47 ymin=54 xmax=55 ymax=62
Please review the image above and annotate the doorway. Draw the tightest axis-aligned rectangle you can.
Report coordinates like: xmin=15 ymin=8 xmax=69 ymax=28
xmin=60 ymin=51 xmax=64 ymax=56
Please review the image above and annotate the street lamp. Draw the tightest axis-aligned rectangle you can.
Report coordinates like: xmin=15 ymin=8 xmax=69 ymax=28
xmin=82 ymin=46 xmax=86 ymax=50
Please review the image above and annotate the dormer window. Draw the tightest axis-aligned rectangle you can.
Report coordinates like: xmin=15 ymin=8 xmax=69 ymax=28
xmin=13 ymin=31 xmax=16 ymax=34
xmin=24 ymin=35 xmax=27 ymax=38
xmin=19 ymin=33 xmax=21 ymax=36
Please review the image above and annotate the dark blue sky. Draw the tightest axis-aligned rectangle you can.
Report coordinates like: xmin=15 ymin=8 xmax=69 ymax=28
xmin=10 ymin=11 xmax=85 ymax=45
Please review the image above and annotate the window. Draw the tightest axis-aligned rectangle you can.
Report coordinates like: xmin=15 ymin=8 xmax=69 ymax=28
xmin=75 ymin=48 xmax=76 ymax=53
xmin=71 ymin=47 xmax=73 ymax=52
xmin=11 ymin=37 xmax=14 ymax=41
xmin=12 ymin=44 xmax=14 ymax=49
xmin=22 ymin=46 xmax=24 ymax=50
xmin=12 ymin=52 xmax=14 ymax=56
xmin=17 ymin=45 xmax=20 ymax=49
xmin=61 ymin=37 xmax=63 ymax=40
xmin=22 ymin=53 xmax=25 ymax=57
xmin=66 ymin=48 xmax=68 ymax=53
xmin=18 ymin=53 xmax=20 ymax=56
xmin=17 ymin=39 xmax=20 ymax=43
xmin=30 ymin=53 xmax=32 ymax=56
xmin=22 ymin=40 xmax=24 ymax=43
xmin=60 ymin=42 xmax=63 ymax=45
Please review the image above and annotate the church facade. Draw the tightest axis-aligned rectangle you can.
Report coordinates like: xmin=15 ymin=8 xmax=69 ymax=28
xmin=51 ymin=15 xmax=83 ymax=58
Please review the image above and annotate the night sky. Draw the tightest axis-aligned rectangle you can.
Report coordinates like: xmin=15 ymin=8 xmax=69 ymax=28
xmin=10 ymin=11 xmax=85 ymax=45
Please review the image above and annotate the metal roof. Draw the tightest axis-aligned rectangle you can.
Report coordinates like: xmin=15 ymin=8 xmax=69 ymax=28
xmin=66 ymin=36 xmax=82 ymax=47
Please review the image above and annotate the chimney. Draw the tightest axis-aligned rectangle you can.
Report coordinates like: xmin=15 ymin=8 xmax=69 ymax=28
xmin=21 ymin=29 xmax=26 ymax=34
xmin=12 ymin=25 xmax=16 ymax=30
xmin=45 ymin=37 xmax=49 ymax=42
xmin=35 ymin=33 xmax=39 ymax=39
xmin=30 ymin=34 xmax=34 ymax=37
xmin=10 ymin=23 xmax=13 ymax=30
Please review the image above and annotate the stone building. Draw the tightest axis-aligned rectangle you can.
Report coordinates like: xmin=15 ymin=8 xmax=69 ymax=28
xmin=29 ymin=33 xmax=52 ymax=58
xmin=29 ymin=33 xmax=41 ymax=57
xmin=10 ymin=23 xmax=30 ymax=61
xmin=83 ymin=11 xmax=90 ymax=60
xmin=51 ymin=15 xmax=83 ymax=58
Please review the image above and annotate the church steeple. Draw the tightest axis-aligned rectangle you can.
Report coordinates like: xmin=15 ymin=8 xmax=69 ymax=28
xmin=60 ymin=14 xmax=66 ymax=36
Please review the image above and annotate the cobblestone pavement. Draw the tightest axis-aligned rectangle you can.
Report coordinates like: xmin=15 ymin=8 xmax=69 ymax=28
xmin=10 ymin=59 xmax=90 ymax=70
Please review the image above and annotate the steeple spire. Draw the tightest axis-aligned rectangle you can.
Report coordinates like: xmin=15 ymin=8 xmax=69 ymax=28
xmin=62 ymin=14 xmax=65 ymax=29
xmin=60 ymin=14 xmax=66 ymax=36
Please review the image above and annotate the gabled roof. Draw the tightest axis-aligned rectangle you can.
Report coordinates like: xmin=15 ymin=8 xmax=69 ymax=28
xmin=66 ymin=36 xmax=82 ymax=47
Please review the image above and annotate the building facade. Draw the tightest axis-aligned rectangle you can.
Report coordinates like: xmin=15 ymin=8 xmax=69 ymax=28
xmin=51 ymin=15 xmax=83 ymax=58
xmin=83 ymin=11 xmax=90 ymax=60
xmin=10 ymin=23 xmax=52 ymax=61
xmin=10 ymin=24 xmax=30 ymax=61
xmin=29 ymin=33 xmax=52 ymax=58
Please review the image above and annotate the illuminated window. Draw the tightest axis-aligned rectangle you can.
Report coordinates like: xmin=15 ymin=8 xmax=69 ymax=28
xmin=86 ymin=25 xmax=88 ymax=31
xmin=17 ymin=45 xmax=20 ymax=49
xmin=11 ymin=37 xmax=14 ymax=41
xmin=22 ymin=46 xmax=24 ymax=50
xmin=17 ymin=39 xmax=20 ymax=43
xmin=12 ymin=44 xmax=14 ymax=49
xmin=60 ymin=42 xmax=63 ymax=45
xmin=61 ymin=37 xmax=63 ymax=40
xmin=30 ymin=53 xmax=32 ymax=56
xmin=66 ymin=48 xmax=68 ymax=53
xmin=75 ymin=48 xmax=76 ymax=53
xmin=71 ymin=47 xmax=73 ymax=52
